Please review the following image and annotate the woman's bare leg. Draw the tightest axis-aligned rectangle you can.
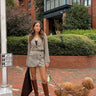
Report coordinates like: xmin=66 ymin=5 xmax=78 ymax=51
xmin=30 ymin=67 xmax=36 ymax=80
xmin=39 ymin=67 xmax=49 ymax=96
xmin=30 ymin=67 xmax=39 ymax=96
xmin=39 ymin=67 xmax=47 ymax=83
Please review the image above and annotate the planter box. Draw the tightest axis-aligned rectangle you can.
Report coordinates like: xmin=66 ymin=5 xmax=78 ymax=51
xmin=1 ymin=55 xmax=96 ymax=69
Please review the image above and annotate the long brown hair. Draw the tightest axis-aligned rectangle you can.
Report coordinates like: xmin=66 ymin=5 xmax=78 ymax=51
xmin=29 ymin=20 xmax=44 ymax=44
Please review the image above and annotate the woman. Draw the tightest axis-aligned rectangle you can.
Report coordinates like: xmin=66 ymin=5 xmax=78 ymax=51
xmin=26 ymin=20 xmax=50 ymax=96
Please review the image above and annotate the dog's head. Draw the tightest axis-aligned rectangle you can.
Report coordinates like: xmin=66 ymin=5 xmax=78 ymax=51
xmin=82 ymin=77 xmax=94 ymax=90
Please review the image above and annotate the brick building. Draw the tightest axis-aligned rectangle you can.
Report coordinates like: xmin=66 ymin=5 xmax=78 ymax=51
xmin=18 ymin=0 xmax=36 ymax=22
xmin=17 ymin=0 xmax=96 ymax=35
xmin=91 ymin=0 xmax=96 ymax=29
xmin=43 ymin=0 xmax=96 ymax=35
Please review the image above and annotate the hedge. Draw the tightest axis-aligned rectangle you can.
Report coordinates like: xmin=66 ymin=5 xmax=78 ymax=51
xmin=6 ymin=34 xmax=96 ymax=56
xmin=7 ymin=36 xmax=28 ymax=55
xmin=62 ymin=29 xmax=96 ymax=35
xmin=62 ymin=29 xmax=96 ymax=44
xmin=48 ymin=34 xmax=96 ymax=56
xmin=84 ymin=33 xmax=96 ymax=43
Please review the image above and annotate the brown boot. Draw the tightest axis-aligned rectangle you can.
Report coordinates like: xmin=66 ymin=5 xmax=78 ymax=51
xmin=31 ymin=80 xmax=39 ymax=96
xmin=42 ymin=83 xmax=49 ymax=96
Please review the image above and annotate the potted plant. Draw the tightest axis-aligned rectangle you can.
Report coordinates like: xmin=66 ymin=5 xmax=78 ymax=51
xmin=54 ymin=19 xmax=61 ymax=34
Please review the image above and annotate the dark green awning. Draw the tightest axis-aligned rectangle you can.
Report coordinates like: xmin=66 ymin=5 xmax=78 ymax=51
xmin=43 ymin=4 xmax=71 ymax=18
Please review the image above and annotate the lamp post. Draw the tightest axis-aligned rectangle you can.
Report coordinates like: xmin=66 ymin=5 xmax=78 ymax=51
xmin=91 ymin=0 xmax=93 ymax=28
xmin=0 ymin=0 xmax=13 ymax=95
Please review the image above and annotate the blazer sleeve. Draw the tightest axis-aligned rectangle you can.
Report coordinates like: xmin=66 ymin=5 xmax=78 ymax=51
xmin=26 ymin=36 xmax=31 ymax=65
xmin=44 ymin=33 xmax=50 ymax=63
xmin=27 ymin=36 xmax=31 ymax=55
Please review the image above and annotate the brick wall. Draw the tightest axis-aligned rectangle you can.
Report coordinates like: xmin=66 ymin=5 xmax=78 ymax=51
xmin=92 ymin=0 xmax=96 ymax=29
xmin=0 ymin=55 xmax=96 ymax=69
xmin=29 ymin=0 xmax=36 ymax=20
xmin=44 ymin=18 xmax=49 ymax=35
xmin=62 ymin=13 xmax=66 ymax=24
xmin=19 ymin=0 xmax=36 ymax=21
xmin=88 ymin=6 xmax=91 ymax=14
xmin=83 ymin=0 xmax=96 ymax=28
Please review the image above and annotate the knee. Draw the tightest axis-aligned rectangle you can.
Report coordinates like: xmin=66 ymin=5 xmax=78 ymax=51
xmin=42 ymin=79 xmax=47 ymax=84
xmin=31 ymin=74 xmax=36 ymax=80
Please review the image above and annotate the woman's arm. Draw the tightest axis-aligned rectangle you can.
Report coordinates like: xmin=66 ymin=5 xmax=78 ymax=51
xmin=27 ymin=36 xmax=31 ymax=55
xmin=44 ymin=33 xmax=50 ymax=63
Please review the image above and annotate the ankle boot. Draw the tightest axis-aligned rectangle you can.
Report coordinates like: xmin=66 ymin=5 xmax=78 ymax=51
xmin=42 ymin=83 xmax=49 ymax=96
xmin=31 ymin=80 xmax=39 ymax=96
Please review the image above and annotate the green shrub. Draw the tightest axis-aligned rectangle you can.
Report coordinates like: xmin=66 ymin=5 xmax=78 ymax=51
xmin=7 ymin=36 xmax=28 ymax=55
xmin=7 ymin=34 xmax=96 ymax=56
xmin=48 ymin=34 xmax=96 ymax=56
xmin=62 ymin=3 xmax=91 ymax=30
xmin=62 ymin=29 xmax=96 ymax=35
xmin=84 ymin=33 xmax=96 ymax=43
xmin=62 ymin=29 xmax=96 ymax=44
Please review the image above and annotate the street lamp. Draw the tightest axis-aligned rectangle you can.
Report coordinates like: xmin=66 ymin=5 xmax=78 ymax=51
xmin=91 ymin=0 xmax=93 ymax=28
xmin=0 ymin=0 xmax=13 ymax=95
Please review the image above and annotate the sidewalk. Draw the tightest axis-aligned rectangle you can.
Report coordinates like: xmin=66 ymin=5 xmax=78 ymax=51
xmin=0 ymin=66 xmax=96 ymax=96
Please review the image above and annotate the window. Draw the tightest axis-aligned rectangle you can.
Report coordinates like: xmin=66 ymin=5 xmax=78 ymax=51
xmin=80 ymin=0 xmax=83 ymax=4
xmin=46 ymin=0 xmax=83 ymax=11
xmin=60 ymin=0 xmax=64 ymax=6
xmin=21 ymin=3 xmax=24 ymax=8
xmin=88 ymin=0 xmax=91 ymax=6
xmin=69 ymin=0 xmax=72 ymax=5
xmin=29 ymin=14 xmax=31 ymax=22
xmin=84 ymin=0 xmax=87 ymax=6
xmin=65 ymin=0 xmax=69 ymax=4
xmin=51 ymin=0 xmax=54 ymax=9
xmin=60 ymin=0 xmax=69 ymax=6
xmin=47 ymin=0 xmax=50 ymax=10
xmin=73 ymin=0 xmax=77 ymax=3
xmin=77 ymin=0 xmax=80 ymax=3
xmin=84 ymin=0 xmax=91 ymax=6
xmin=55 ymin=0 xmax=59 ymax=8
xmin=28 ymin=1 xmax=31 ymax=10
xmin=72 ymin=0 xmax=83 ymax=4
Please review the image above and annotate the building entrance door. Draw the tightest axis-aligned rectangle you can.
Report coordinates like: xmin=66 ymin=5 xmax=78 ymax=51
xmin=49 ymin=15 xmax=62 ymax=35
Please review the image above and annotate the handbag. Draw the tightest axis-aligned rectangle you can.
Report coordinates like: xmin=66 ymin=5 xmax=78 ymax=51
xmin=21 ymin=67 xmax=33 ymax=96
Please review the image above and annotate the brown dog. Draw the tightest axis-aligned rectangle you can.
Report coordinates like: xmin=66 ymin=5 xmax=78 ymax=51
xmin=54 ymin=77 xmax=94 ymax=96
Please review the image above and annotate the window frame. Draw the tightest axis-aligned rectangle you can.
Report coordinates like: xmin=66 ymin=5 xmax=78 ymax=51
xmin=84 ymin=0 xmax=91 ymax=6
xmin=28 ymin=0 xmax=31 ymax=10
xmin=29 ymin=14 xmax=32 ymax=22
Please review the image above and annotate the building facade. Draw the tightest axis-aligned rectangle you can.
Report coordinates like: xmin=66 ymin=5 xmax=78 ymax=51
xmin=18 ymin=0 xmax=36 ymax=22
xmin=43 ymin=0 xmax=96 ymax=35
xmin=17 ymin=0 xmax=96 ymax=35
xmin=91 ymin=0 xmax=96 ymax=29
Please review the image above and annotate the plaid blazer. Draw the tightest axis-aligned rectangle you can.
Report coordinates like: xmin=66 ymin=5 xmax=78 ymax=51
xmin=26 ymin=32 xmax=50 ymax=67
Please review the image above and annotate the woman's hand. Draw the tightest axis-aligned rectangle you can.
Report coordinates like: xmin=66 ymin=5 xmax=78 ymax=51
xmin=45 ymin=63 xmax=49 ymax=68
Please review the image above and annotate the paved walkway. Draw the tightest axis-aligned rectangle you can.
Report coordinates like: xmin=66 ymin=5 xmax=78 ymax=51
xmin=0 ymin=66 xmax=96 ymax=96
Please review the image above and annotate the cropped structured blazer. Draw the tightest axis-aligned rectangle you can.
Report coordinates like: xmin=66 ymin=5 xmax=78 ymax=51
xmin=26 ymin=32 xmax=50 ymax=67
